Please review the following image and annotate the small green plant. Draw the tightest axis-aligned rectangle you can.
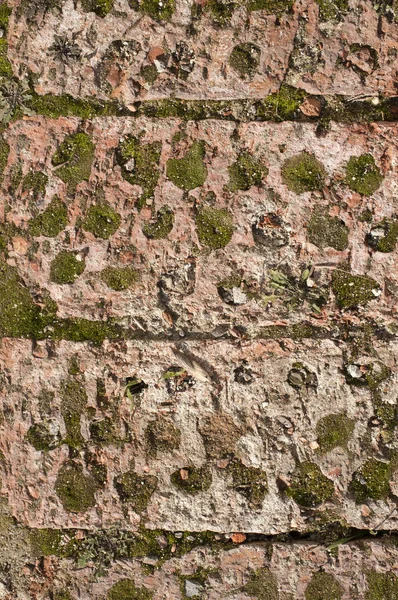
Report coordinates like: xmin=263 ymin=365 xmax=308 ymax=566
xmin=195 ymin=206 xmax=234 ymax=249
xmin=50 ymin=251 xmax=85 ymax=284
xmin=345 ymin=154 xmax=383 ymax=196
xmin=166 ymin=140 xmax=207 ymax=190
xmin=83 ymin=201 xmax=121 ymax=239
xmin=282 ymin=152 xmax=326 ymax=194
xmin=52 ymin=132 xmax=95 ymax=194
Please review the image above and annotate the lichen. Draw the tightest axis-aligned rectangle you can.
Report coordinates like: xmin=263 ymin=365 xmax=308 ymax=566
xmin=60 ymin=378 xmax=87 ymax=449
xmin=22 ymin=171 xmax=48 ymax=199
xmin=305 ymin=572 xmax=343 ymax=600
xmin=316 ymin=413 xmax=354 ymax=453
xmin=81 ymin=0 xmax=113 ymax=17
xmin=107 ymin=579 xmax=153 ymax=600
xmin=244 ymin=567 xmax=279 ymax=600
xmin=366 ymin=219 xmax=398 ymax=253
xmin=100 ymin=266 xmax=138 ymax=291
xmin=145 ymin=416 xmax=181 ymax=457
xmin=345 ymin=154 xmax=383 ymax=196
xmin=287 ymin=462 xmax=334 ymax=507
xmin=307 ymin=208 xmax=349 ymax=251
xmin=28 ymin=196 xmax=68 ymax=237
xmin=195 ymin=206 xmax=234 ymax=249
xmin=50 ymin=250 xmax=86 ymax=284
xmin=331 ymin=270 xmax=379 ymax=309
xmin=114 ymin=468 xmax=158 ymax=512
xmin=52 ymin=132 xmax=95 ymax=194
xmin=116 ymin=135 xmax=162 ymax=206
xmin=349 ymin=459 xmax=391 ymax=503
xmin=142 ymin=206 xmax=174 ymax=239
xmin=365 ymin=570 xmax=398 ymax=600
xmin=166 ymin=140 xmax=207 ymax=190
xmin=55 ymin=462 xmax=98 ymax=513
xmin=226 ymin=458 xmax=268 ymax=508
xmin=129 ymin=0 xmax=175 ymax=20
xmin=83 ymin=201 xmax=121 ymax=239
xmin=227 ymin=152 xmax=268 ymax=191
xmin=282 ymin=152 xmax=326 ymax=194
xmin=229 ymin=43 xmax=261 ymax=79
xmin=171 ymin=466 xmax=212 ymax=494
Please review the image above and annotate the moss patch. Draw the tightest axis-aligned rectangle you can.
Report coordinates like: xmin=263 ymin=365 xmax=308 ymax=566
xmin=0 ymin=135 xmax=9 ymax=183
xmin=81 ymin=0 xmax=113 ymax=17
xmin=55 ymin=462 xmax=98 ymax=513
xmin=171 ymin=466 xmax=212 ymax=494
xmin=257 ymin=85 xmax=306 ymax=121
xmin=349 ymin=459 xmax=391 ymax=503
xmin=50 ymin=251 xmax=86 ymax=284
xmin=114 ymin=468 xmax=158 ymax=512
xmin=145 ymin=416 xmax=181 ymax=457
xmin=142 ymin=206 xmax=174 ymax=239
xmin=331 ymin=270 xmax=379 ymax=309
xmin=315 ymin=0 xmax=348 ymax=21
xmin=282 ymin=152 xmax=326 ymax=194
xmin=116 ymin=135 xmax=162 ymax=206
xmin=229 ymin=43 xmax=261 ymax=78
xmin=244 ymin=567 xmax=279 ymax=600
xmin=247 ymin=0 xmax=294 ymax=13
xmin=287 ymin=462 xmax=334 ymax=507
xmin=207 ymin=0 xmax=236 ymax=25
xmin=100 ymin=266 xmax=138 ymax=291
xmin=0 ymin=5 xmax=12 ymax=78
xmin=316 ymin=413 xmax=354 ymax=453
xmin=199 ymin=413 xmax=242 ymax=458
xmin=345 ymin=154 xmax=383 ymax=196
xmin=28 ymin=197 xmax=68 ymax=237
xmin=52 ymin=133 xmax=95 ymax=194
xmin=195 ymin=206 xmax=234 ymax=249
xmin=305 ymin=572 xmax=343 ymax=600
xmin=226 ymin=458 xmax=268 ymax=508
xmin=307 ymin=208 xmax=349 ymax=250
xmin=22 ymin=171 xmax=48 ymax=199
xmin=365 ymin=570 xmax=398 ymax=600
xmin=129 ymin=0 xmax=175 ymax=20
xmin=30 ymin=528 xmax=64 ymax=557
xmin=83 ymin=201 xmax=121 ymax=239
xmin=366 ymin=219 xmax=398 ymax=253
xmin=107 ymin=579 xmax=152 ymax=600
xmin=60 ymin=378 xmax=87 ymax=449
xmin=166 ymin=140 xmax=207 ymax=190
xmin=26 ymin=421 xmax=61 ymax=452
xmin=228 ymin=152 xmax=268 ymax=191
xmin=89 ymin=417 xmax=120 ymax=446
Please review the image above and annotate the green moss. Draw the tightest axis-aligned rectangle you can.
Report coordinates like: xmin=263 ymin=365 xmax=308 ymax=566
xmin=287 ymin=462 xmax=334 ymax=507
xmin=307 ymin=208 xmax=349 ymax=250
xmin=0 ymin=134 xmax=9 ymax=183
xmin=142 ymin=205 xmax=174 ymax=239
xmin=349 ymin=459 xmax=391 ymax=503
xmin=129 ymin=0 xmax=175 ymax=19
xmin=229 ymin=43 xmax=261 ymax=78
xmin=50 ymin=250 xmax=86 ymax=284
xmin=89 ymin=417 xmax=119 ymax=446
xmin=52 ymin=133 xmax=95 ymax=194
xmin=258 ymin=86 xmax=306 ymax=121
xmin=171 ymin=466 xmax=212 ymax=494
xmin=282 ymin=152 xmax=326 ymax=194
xmin=141 ymin=64 xmax=158 ymax=84
xmin=226 ymin=458 xmax=268 ymax=508
xmin=22 ymin=171 xmax=48 ymax=199
xmin=195 ymin=206 xmax=234 ymax=249
xmin=55 ymin=463 xmax=98 ymax=513
xmin=30 ymin=528 xmax=64 ymax=557
xmin=331 ymin=270 xmax=379 ymax=309
xmin=107 ymin=579 xmax=153 ymax=600
xmin=27 ymin=92 xmax=125 ymax=119
xmin=53 ymin=590 xmax=73 ymax=600
xmin=83 ymin=201 xmax=121 ymax=239
xmin=81 ymin=0 xmax=113 ymax=17
xmin=100 ymin=266 xmax=138 ymax=291
xmin=0 ymin=257 xmax=55 ymax=338
xmin=145 ymin=416 xmax=181 ymax=457
xmin=345 ymin=154 xmax=383 ymax=196
xmin=244 ymin=567 xmax=279 ymax=600
xmin=207 ymin=0 xmax=236 ymax=25
xmin=366 ymin=219 xmax=398 ymax=253
xmin=315 ymin=0 xmax=348 ymax=21
xmin=0 ymin=5 xmax=12 ymax=78
xmin=247 ymin=0 xmax=294 ymax=13
xmin=166 ymin=140 xmax=207 ymax=190
xmin=305 ymin=572 xmax=343 ymax=600
xmin=114 ymin=468 xmax=158 ymax=512
xmin=116 ymin=135 xmax=161 ymax=205
xmin=28 ymin=197 xmax=68 ymax=237
xmin=52 ymin=317 xmax=125 ymax=344
xmin=316 ymin=413 xmax=354 ymax=453
xmin=60 ymin=378 xmax=87 ymax=449
xmin=365 ymin=570 xmax=398 ymax=600
xmin=26 ymin=421 xmax=60 ymax=452
xmin=344 ymin=360 xmax=391 ymax=390
xmin=228 ymin=152 xmax=268 ymax=191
